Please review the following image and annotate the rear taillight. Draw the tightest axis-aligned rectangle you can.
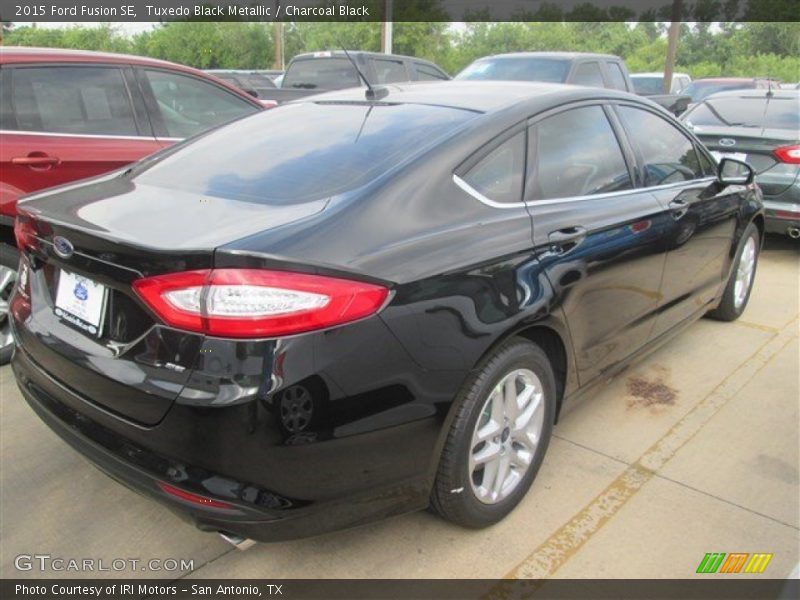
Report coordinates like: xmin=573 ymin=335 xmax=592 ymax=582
xmin=773 ymin=144 xmax=800 ymax=164
xmin=132 ymin=269 xmax=389 ymax=338
xmin=13 ymin=216 xmax=38 ymax=252
xmin=10 ymin=259 xmax=32 ymax=322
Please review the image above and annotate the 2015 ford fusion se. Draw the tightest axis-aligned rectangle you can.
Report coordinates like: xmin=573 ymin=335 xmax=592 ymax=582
xmin=10 ymin=82 xmax=763 ymax=546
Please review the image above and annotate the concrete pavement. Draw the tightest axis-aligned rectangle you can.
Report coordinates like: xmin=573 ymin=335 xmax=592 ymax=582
xmin=1 ymin=235 xmax=797 ymax=580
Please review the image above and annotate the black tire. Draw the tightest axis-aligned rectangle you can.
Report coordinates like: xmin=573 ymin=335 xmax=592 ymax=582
xmin=431 ymin=337 xmax=556 ymax=528
xmin=0 ymin=243 xmax=18 ymax=366
xmin=707 ymin=223 xmax=760 ymax=322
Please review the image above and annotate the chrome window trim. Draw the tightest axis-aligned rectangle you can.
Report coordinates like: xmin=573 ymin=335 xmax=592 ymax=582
xmin=454 ymin=173 xmax=718 ymax=209
xmin=453 ymin=174 xmax=525 ymax=210
xmin=0 ymin=129 xmax=163 ymax=141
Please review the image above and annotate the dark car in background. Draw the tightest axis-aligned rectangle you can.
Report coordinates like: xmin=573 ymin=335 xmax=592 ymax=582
xmin=10 ymin=81 xmax=762 ymax=546
xmin=256 ymin=50 xmax=450 ymax=104
xmin=683 ymin=89 xmax=799 ymax=237
xmin=0 ymin=47 xmax=265 ymax=363
xmin=683 ymin=77 xmax=776 ymax=105
xmin=205 ymin=69 xmax=278 ymax=99
xmin=456 ymin=52 xmax=690 ymax=115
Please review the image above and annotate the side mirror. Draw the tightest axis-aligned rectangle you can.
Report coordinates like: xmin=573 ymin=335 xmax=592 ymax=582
xmin=718 ymin=157 xmax=754 ymax=186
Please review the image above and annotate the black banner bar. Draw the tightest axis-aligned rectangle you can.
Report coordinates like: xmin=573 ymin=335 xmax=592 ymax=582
xmin=2 ymin=579 xmax=799 ymax=600
xmin=5 ymin=0 xmax=800 ymax=22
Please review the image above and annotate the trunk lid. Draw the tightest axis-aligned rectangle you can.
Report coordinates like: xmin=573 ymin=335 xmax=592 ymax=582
xmin=15 ymin=175 xmax=327 ymax=425
xmin=692 ymin=125 xmax=800 ymax=196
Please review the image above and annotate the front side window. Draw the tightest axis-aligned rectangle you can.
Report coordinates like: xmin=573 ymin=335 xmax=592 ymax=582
xmin=371 ymin=58 xmax=408 ymax=84
xmin=617 ymin=105 xmax=705 ymax=186
xmin=143 ymin=69 xmax=259 ymax=138
xmin=572 ymin=62 xmax=605 ymax=88
xmin=526 ymin=105 xmax=632 ymax=201
xmin=10 ymin=66 xmax=137 ymax=136
xmin=462 ymin=132 xmax=526 ymax=205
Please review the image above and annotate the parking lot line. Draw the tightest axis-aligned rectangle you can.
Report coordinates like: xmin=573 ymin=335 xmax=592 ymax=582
xmin=496 ymin=318 xmax=798 ymax=581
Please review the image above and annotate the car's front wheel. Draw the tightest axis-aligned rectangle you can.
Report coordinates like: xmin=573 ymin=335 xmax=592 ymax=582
xmin=707 ymin=222 xmax=760 ymax=322
xmin=431 ymin=338 xmax=555 ymax=528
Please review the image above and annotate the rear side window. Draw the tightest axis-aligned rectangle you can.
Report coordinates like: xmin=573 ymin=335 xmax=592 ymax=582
xmin=143 ymin=69 xmax=258 ymax=138
xmin=136 ymin=102 xmax=476 ymax=204
xmin=526 ymin=106 xmax=632 ymax=201
xmin=462 ymin=132 xmax=526 ymax=204
xmin=371 ymin=58 xmax=408 ymax=84
xmin=282 ymin=58 xmax=360 ymax=89
xmin=606 ymin=63 xmax=628 ymax=91
xmin=415 ymin=63 xmax=448 ymax=81
xmin=9 ymin=66 xmax=138 ymax=136
xmin=572 ymin=62 xmax=605 ymax=88
xmin=617 ymin=106 xmax=704 ymax=186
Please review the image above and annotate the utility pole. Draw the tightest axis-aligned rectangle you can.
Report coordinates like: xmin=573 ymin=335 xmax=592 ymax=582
xmin=381 ymin=0 xmax=393 ymax=54
xmin=663 ymin=0 xmax=683 ymax=94
xmin=273 ymin=1 xmax=283 ymax=70
xmin=273 ymin=21 xmax=283 ymax=70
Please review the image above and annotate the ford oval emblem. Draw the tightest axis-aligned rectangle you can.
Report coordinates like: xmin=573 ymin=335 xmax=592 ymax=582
xmin=53 ymin=236 xmax=74 ymax=259
xmin=719 ymin=138 xmax=736 ymax=147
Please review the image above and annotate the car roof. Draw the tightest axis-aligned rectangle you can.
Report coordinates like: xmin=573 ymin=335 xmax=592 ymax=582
xmin=291 ymin=50 xmax=435 ymax=64
xmin=692 ymin=77 xmax=760 ymax=83
xmin=476 ymin=51 xmax=621 ymax=61
xmin=702 ymin=89 xmax=799 ymax=100
xmin=0 ymin=46 xmax=263 ymax=106
xmin=302 ymin=80 xmax=646 ymax=114
xmin=0 ymin=46 xmax=187 ymax=69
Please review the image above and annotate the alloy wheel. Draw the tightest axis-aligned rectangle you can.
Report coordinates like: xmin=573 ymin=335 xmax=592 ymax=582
xmin=469 ymin=368 xmax=545 ymax=504
xmin=0 ymin=265 xmax=17 ymax=358
xmin=734 ymin=236 xmax=756 ymax=310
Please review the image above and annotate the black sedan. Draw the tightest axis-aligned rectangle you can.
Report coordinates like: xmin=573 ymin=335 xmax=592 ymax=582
xmin=10 ymin=82 xmax=763 ymax=545
xmin=682 ymin=89 xmax=800 ymax=237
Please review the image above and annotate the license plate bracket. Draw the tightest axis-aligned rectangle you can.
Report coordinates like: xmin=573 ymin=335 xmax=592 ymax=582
xmin=54 ymin=270 xmax=108 ymax=337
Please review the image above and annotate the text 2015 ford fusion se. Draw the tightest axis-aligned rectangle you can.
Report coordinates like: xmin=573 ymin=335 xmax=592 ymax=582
xmin=10 ymin=82 xmax=763 ymax=546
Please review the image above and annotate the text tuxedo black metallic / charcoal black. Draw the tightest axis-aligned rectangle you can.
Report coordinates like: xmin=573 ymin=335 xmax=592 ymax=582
xmin=9 ymin=82 xmax=763 ymax=544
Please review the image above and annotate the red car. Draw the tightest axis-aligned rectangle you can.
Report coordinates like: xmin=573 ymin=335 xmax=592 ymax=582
xmin=0 ymin=47 xmax=265 ymax=362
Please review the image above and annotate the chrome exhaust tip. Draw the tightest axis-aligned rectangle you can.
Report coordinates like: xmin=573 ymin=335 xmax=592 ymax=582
xmin=218 ymin=531 xmax=257 ymax=551
xmin=787 ymin=227 xmax=800 ymax=239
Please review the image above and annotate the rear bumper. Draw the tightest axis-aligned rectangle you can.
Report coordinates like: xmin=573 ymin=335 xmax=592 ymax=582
xmin=10 ymin=317 xmax=448 ymax=541
xmin=762 ymin=198 xmax=800 ymax=235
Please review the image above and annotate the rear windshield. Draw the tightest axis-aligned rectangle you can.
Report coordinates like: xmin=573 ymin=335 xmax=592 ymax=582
xmin=684 ymin=81 xmax=754 ymax=102
xmin=456 ymin=57 xmax=569 ymax=83
xmin=631 ymin=76 xmax=663 ymax=95
xmin=282 ymin=58 xmax=361 ymax=90
xmin=684 ymin=96 xmax=800 ymax=130
xmin=136 ymin=102 xmax=476 ymax=203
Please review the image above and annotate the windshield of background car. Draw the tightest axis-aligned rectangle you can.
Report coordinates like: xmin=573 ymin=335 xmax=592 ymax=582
xmin=684 ymin=81 xmax=753 ymax=102
xmin=282 ymin=58 xmax=361 ymax=89
xmin=455 ymin=57 xmax=569 ymax=83
xmin=136 ymin=102 xmax=477 ymax=204
xmin=631 ymin=76 xmax=664 ymax=94
xmin=685 ymin=96 xmax=800 ymax=130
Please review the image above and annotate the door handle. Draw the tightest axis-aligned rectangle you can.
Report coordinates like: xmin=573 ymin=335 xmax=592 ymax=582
xmin=12 ymin=155 xmax=61 ymax=168
xmin=668 ymin=198 xmax=689 ymax=219
xmin=548 ymin=226 xmax=587 ymax=250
